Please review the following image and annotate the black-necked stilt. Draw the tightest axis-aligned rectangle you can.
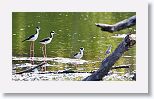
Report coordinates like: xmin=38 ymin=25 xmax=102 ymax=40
xmin=74 ymin=47 xmax=84 ymax=59
xmin=40 ymin=31 xmax=55 ymax=71
xmin=105 ymin=45 xmax=112 ymax=56
xmin=22 ymin=27 xmax=40 ymax=65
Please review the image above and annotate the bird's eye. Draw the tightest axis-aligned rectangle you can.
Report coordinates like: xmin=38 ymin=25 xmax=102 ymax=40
xmin=80 ymin=48 xmax=84 ymax=50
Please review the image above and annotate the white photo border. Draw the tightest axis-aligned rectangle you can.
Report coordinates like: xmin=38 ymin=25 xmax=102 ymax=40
xmin=0 ymin=0 xmax=148 ymax=93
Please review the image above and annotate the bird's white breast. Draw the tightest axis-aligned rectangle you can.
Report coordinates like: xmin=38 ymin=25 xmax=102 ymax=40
xmin=28 ymin=34 xmax=39 ymax=41
xmin=40 ymin=38 xmax=52 ymax=45
xmin=74 ymin=53 xmax=83 ymax=59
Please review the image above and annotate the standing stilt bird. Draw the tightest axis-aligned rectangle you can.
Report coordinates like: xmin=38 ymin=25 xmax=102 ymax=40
xmin=22 ymin=27 xmax=40 ymax=65
xmin=40 ymin=31 xmax=55 ymax=71
xmin=73 ymin=47 xmax=84 ymax=68
xmin=105 ymin=45 xmax=112 ymax=56
xmin=74 ymin=47 xmax=84 ymax=59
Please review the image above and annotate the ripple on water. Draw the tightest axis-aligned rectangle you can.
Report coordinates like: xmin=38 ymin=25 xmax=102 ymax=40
xmin=20 ymin=28 xmax=24 ymax=31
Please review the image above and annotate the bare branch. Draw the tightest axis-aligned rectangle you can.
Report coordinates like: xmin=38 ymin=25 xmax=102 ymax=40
xmin=95 ymin=15 xmax=136 ymax=32
xmin=15 ymin=62 xmax=46 ymax=74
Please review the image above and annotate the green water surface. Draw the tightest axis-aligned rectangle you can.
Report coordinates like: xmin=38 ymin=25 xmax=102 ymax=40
xmin=12 ymin=12 xmax=136 ymax=75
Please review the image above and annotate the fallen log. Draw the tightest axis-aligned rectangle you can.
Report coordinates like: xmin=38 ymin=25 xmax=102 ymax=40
xmin=15 ymin=62 xmax=46 ymax=74
xmin=111 ymin=65 xmax=130 ymax=69
xmin=82 ymin=34 xmax=136 ymax=81
xmin=14 ymin=64 xmax=132 ymax=74
xmin=95 ymin=15 xmax=136 ymax=32
xmin=132 ymin=73 xmax=136 ymax=80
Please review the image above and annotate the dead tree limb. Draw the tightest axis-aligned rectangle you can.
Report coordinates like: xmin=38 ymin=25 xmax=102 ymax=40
xmin=15 ymin=62 xmax=46 ymax=74
xmin=82 ymin=34 xmax=136 ymax=81
xmin=111 ymin=65 xmax=130 ymax=69
xmin=95 ymin=15 xmax=136 ymax=32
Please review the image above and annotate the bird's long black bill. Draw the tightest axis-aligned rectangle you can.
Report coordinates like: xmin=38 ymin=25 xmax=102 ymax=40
xmin=22 ymin=39 xmax=26 ymax=42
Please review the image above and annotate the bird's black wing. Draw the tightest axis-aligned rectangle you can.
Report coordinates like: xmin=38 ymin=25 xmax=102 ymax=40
xmin=22 ymin=34 xmax=35 ymax=42
xmin=40 ymin=38 xmax=50 ymax=42
xmin=73 ymin=52 xmax=78 ymax=56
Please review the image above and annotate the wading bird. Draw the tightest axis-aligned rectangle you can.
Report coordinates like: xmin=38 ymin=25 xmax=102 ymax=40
xmin=74 ymin=47 xmax=84 ymax=59
xmin=22 ymin=27 xmax=40 ymax=65
xmin=105 ymin=45 xmax=112 ymax=56
xmin=73 ymin=47 xmax=84 ymax=68
xmin=40 ymin=31 xmax=55 ymax=71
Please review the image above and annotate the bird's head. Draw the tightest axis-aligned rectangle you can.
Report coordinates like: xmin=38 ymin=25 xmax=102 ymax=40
xmin=50 ymin=31 xmax=55 ymax=35
xmin=80 ymin=47 xmax=84 ymax=51
xmin=109 ymin=45 xmax=112 ymax=48
xmin=108 ymin=45 xmax=112 ymax=51
xmin=36 ymin=27 xmax=40 ymax=30
xmin=50 ymin=31 xmax=56 ymax=38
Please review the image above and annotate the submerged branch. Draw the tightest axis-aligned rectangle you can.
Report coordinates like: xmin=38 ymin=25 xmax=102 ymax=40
xmin=111 ymin=65 xmax=130 ymax=69
xmin=95 ymin=15 xmax=136 ymax=32
xmin=82 ymin=34 xmax=136 ymax=81
xmin=15 ymin=62 xmax=46 ymax=74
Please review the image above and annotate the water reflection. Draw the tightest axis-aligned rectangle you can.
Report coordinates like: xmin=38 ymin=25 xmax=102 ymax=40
xmin=12 ymin=13 xmax=26 ymax=56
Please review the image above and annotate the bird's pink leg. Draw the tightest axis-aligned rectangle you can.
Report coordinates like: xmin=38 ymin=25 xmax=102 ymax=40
xmin=45 ymin=45 xmax=47 ymax=58
xmin=42 ymin=45 xmax=45 ymax=62
xmin=31 ymin=41 xmax=34 ymax=65
xmin=41 ymin=45 xmax=44 ymax=71
xmin=44 ymin=44 xmax=47 ymax=71
xmin=30 ymin=42 xmax=32 ymax=64
xmin=41 ymin=45 xmax=47 ymax=71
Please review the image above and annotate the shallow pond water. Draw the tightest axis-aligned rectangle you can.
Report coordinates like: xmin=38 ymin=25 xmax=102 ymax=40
xmin=12 ymin=12 xmax=136 ymax=81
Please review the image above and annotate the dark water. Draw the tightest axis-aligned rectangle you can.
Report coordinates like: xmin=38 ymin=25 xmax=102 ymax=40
xmin=12 ymin=12 xmax=136 ymax=81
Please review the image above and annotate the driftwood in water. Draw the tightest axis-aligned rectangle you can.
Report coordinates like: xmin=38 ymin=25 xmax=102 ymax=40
xmin=95 ymin=15 xmax=136 ymax=32
xmin=83 ymin=34 xmax=136 ymax=81
xmin=15 ymin=62 xmax=46 ymax=74
xmin=33 ymin=64 xmax=133 ymax=74
xmin=132 ymin=73 xmax=136 ymax=80
xmin=112 ymin=65 xmax=129 ymax=69
xmin=111 ymin=64 xmax=134 ymax=69
xmin=14 ymin=64 xmax=132 ymax=74
xmin=38 ymin=71 xmax=94 ymax=74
